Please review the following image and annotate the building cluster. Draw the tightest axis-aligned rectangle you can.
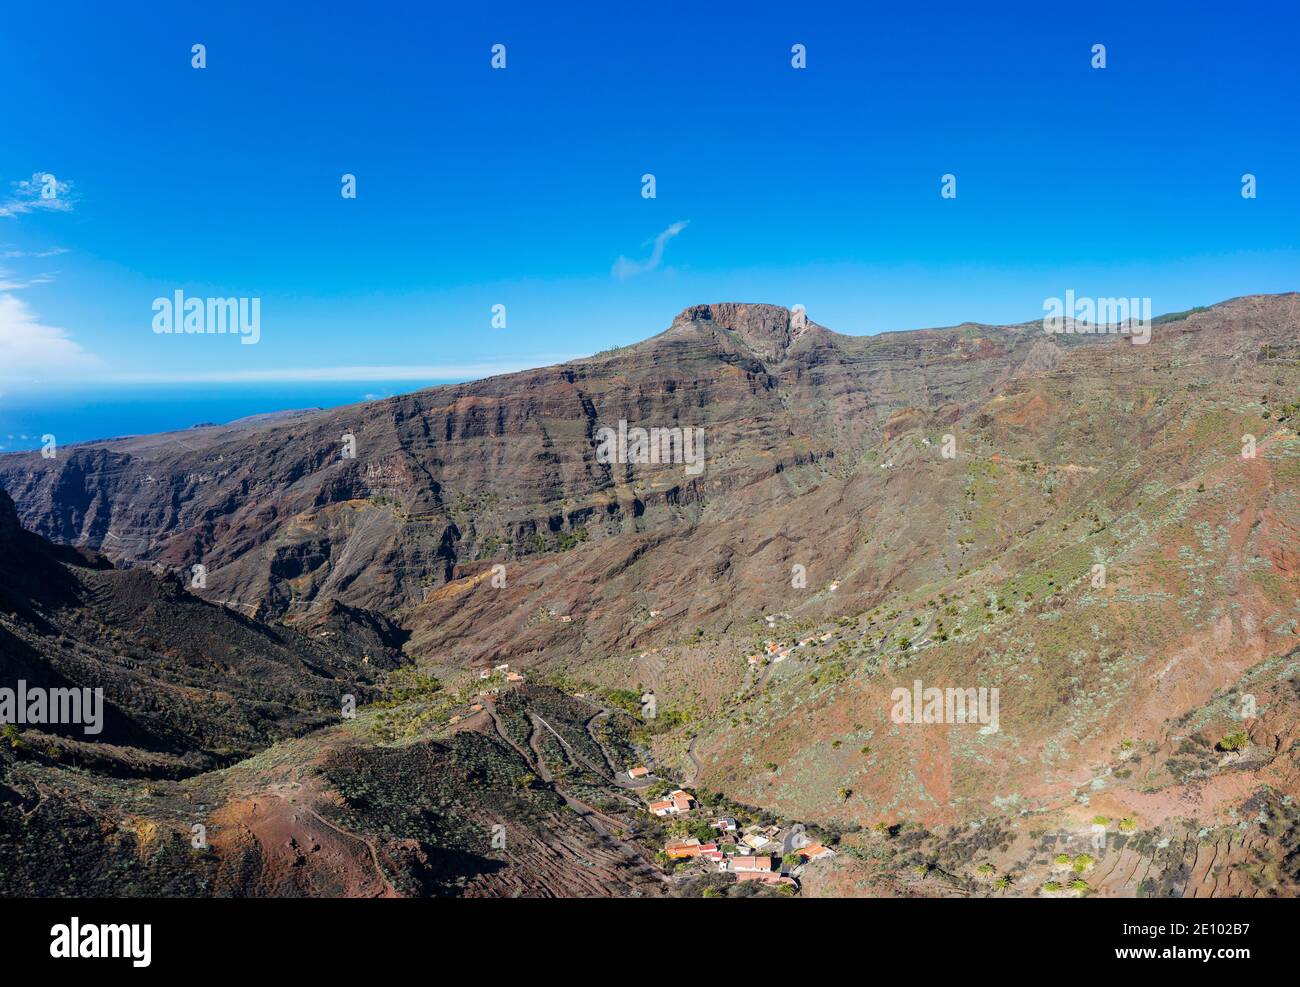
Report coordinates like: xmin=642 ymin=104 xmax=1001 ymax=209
xmin=646 ymin=791 xmax=834 ymax=887
xmin=749 ymin=630 xmax=835 ymax=665
xmin=476 ymin=662 xmax=525 ymax=683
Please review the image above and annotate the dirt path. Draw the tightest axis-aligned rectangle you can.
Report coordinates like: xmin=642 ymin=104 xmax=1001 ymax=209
xmin=582 ymin=710 xmax=618 ymax=775
xmin=300 ymin=803 xmax=400 ymax=898
xmin=585 ymin=708 xmax=657 ymax=789
xmin=482 ymin=703 xmax=664 ymax=882
xmin=531 ymin=713 xmax=642 ymax=811
xmin=683 ymin=734 xmax=704 ymax=787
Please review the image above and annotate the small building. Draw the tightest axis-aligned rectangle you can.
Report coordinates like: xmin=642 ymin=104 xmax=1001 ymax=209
xmin=731 ymin=854 xmax=774 ymax=874
xmin=730 ymin=854 xmax=793 ymax=884
xmin=648 ymin=789 xmax=695 ymax=816
xmin=627 ymin=766 xmax=650 ymax=779
xmin=664 ymin=839 xmax=701 ymax=859
xmin=664 ymin=839 xmax=718 ymax=860
xmin=797 ymin=843 xmax=836 ymax=863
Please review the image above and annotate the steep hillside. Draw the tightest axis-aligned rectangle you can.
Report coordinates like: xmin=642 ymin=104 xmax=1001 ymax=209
xmin=0 ymin=495 xmax=668 ymax=896
xmin=3 ymin=292 xmax=1300 ymax=897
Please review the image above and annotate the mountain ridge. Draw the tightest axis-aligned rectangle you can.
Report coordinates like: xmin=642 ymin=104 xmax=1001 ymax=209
xmin=4 ymin=290 xmax=1300 ymax=897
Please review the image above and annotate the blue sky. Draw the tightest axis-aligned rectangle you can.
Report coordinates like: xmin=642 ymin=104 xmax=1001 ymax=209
xmin=1 ymin=0 xmax=1297 ymax=399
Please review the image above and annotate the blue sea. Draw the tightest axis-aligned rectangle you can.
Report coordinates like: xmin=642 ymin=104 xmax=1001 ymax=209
xmin=0 ymin=381 xmax=452 ymax=453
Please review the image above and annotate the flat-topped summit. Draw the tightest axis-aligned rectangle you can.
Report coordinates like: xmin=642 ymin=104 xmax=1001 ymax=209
xmin=673 ymin=302 xmax=818 ymax=362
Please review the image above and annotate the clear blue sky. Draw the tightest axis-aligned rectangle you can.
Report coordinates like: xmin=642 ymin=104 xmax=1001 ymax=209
xmin=1 ymin=0 xmax=1297 ymax=397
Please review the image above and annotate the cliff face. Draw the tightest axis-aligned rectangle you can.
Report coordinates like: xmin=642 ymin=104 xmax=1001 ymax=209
xmin=0 ymin=303 xmax=1053 ymax=634
xmin=0 ymin=294 xmax=1296 ymax=674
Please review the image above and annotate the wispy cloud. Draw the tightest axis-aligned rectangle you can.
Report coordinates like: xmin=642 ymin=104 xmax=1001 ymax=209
xmin=0 ymin=173 xmax=76 ymax=218
xmin=612 ymin=220 xmax=689 ymax=280
xmin=0 ymin=268 xmax=55 ymax=291
xmin=0 ymin=293 xmax=102 ymax=379
xmin=0 ymin=246 xmax=68 ymax=259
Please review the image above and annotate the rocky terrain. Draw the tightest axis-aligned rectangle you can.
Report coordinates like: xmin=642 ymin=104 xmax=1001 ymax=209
xmin=3 ymin=292 xmax=1300 ymax=897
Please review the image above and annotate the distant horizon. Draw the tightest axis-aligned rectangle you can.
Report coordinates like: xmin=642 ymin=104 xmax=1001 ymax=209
xmin=3 ymin=285 xmax=1292 ymax=394
xmin=3 ymin=286 xmax=1292 ymax=453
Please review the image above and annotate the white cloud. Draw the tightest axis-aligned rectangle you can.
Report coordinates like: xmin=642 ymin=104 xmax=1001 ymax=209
xmin=0 ymin=268 xmax=54 ymax=291
xmin=612 ymin=220 xmax=689 ymax=279
xmin=0 ymin=173 xmax=76 ymax=218
xmin=0 ymin=293 xmax=102 ymax=379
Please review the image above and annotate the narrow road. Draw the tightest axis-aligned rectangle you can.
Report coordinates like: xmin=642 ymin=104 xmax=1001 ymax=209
xmin=682 ymin=734 xmax=704 ymax=787
xmin=582 ymin=707 xmax=656 ymax=789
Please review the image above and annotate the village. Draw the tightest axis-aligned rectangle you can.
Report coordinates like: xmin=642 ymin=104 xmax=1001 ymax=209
xmin=443 ymin=616 xmax=851 ymax=892
xmin=627 ymin=767 xmax=835 ymax=889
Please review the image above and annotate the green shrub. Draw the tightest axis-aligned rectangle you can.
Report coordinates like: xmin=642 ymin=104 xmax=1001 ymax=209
xmin=1217 ymin=731 xmax=1249 ymax=752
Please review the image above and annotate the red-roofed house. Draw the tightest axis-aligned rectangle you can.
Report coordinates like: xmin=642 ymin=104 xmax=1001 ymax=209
xmin=664 ymin=839 xmax=718 ymax=860
xmin=797 ymin=843 xmax=836 ymax=862
xmin=649 ymin=789 xmax=695 ymax=816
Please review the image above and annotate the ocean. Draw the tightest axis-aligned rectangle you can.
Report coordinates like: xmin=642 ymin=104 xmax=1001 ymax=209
xmin=0 ymin=381 xmax=451 ymax=453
